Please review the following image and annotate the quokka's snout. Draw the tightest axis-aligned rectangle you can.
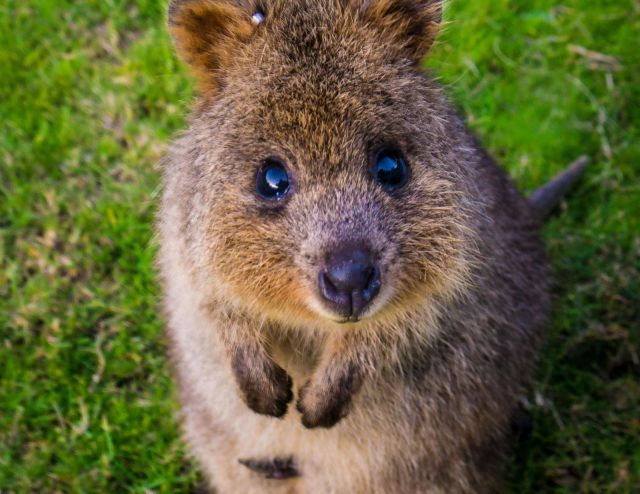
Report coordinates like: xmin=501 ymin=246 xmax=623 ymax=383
xmin=318 ymin=242 xmax=382 ymax=321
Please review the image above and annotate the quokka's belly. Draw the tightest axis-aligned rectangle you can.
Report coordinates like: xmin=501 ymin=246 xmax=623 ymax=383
xmin=176 ymin=350 xmax=399 ymax=493
xmin=171 ymin=331 xmax=421 ymax=492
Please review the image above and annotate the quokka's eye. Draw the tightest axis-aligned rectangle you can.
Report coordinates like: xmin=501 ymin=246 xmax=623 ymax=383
xmin=372 ymin=148 xmax=409 ymax=191
xmin=251 ymin=9 xmax=266 ymax=25
xmin=256 ymin=158 xmax=291 ymax=200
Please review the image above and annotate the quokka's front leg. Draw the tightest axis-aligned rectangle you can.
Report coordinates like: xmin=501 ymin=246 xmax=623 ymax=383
xmin=222 ymin=315 xmax=293 ymax=418
xmin=296 ymin=331 xmax=378 ymax=428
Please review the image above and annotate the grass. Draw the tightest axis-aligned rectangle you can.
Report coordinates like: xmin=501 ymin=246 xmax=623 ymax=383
xmin=0 ymin=0 xmax=638 ymax=492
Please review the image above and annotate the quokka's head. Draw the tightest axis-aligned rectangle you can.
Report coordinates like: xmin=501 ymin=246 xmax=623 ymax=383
xmin=168 ymin=0 xmax=475 ymax=328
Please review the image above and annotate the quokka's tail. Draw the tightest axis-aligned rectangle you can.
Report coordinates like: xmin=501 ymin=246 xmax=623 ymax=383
xmin=529 ymin=155 xmax=589 ymax=219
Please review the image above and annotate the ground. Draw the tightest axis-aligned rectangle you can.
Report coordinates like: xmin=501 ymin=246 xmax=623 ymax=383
xmin=1 ymin=0 xmax=638 ymax=492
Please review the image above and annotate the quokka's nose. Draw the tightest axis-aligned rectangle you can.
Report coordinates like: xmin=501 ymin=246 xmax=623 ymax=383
xmin=319 ymin=244 xmax=381 ymax=319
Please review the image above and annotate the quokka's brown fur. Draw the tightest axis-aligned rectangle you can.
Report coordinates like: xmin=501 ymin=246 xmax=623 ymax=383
xmin=158 ymin=1 xmax=552 ymax=492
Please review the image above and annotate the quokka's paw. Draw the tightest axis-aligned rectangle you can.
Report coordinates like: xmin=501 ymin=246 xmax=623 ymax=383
xmin=295 ymin=378 xmax=353 ymax=429
xmin=247 ymin=363 xmax=293 ymax=418
xmin=239 ymin=456 xmax=300 ymax=480
xmin=232 ymin=352 xmax=293 ymax=418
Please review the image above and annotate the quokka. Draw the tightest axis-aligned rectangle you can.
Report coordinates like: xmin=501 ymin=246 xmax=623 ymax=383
xmin=158 ymin=1 xmax=586 ymax=492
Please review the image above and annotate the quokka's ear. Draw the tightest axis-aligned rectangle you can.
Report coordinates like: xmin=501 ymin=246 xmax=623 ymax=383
xmin=168 ymin=0 xmax=258 ymax=93
xmin=355 ymin=0 xmax=443 ymax=63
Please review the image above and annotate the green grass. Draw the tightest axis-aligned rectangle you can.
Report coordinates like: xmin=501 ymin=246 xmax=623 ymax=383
xmin=1 ymin=0 xmax=638 ymax=491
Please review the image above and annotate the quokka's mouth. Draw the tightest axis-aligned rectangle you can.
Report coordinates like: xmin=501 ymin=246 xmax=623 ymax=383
xmin=336 ymin=315 xmax=361 ymax=324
